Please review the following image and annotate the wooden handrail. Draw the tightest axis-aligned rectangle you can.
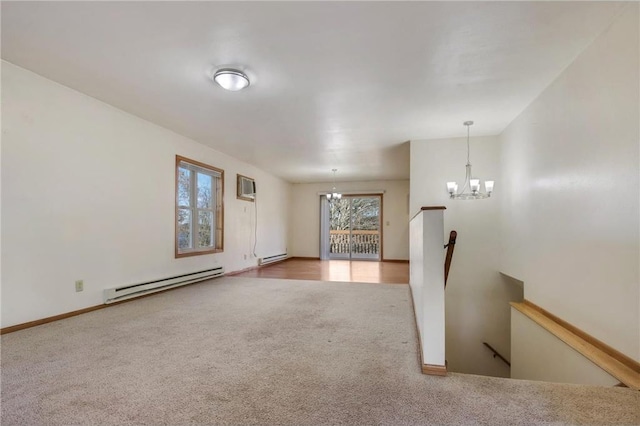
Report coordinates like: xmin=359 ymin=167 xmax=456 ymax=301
xmin=511 ymin=301 xmax=640 ymax=390
xmin=483 ymin=342 xmax=511 ymax=366
xmin=444 ymin=230 xmax=457 ymax=287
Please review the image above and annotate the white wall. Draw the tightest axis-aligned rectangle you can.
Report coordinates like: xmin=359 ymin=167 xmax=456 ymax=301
xmin=290 ymin=180 xmax=409 ymax=260
xmin=410 ymin=135 xmax=520 ymax=377
xmin=500 ymin=6 xmax=639 ymax=362
xmin=1 ymin=62 xmax=291 ymax=328
xmin=409 ymin=209 xmax=446 ymax=368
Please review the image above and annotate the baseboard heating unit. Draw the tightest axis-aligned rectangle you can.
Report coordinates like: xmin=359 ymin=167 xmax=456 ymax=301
xmin=103 ymin=267 xmax=225 ymax=304
xmin=258 ymin=253 xmax=288 ymax=265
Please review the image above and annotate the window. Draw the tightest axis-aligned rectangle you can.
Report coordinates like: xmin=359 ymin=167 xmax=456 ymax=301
xmin=175 ymin=156 xmax=224 ymax=257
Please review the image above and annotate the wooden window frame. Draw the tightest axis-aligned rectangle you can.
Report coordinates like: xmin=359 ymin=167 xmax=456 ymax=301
xmin=175 ymin=155 xmax=224 ymax=258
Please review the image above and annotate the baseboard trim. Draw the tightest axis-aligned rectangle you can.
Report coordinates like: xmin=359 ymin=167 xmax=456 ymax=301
xmin=290 ymin=256 xmax=321 ymax=260
xmin=422 ymin=363 xmax=448 ymax=376
xmin=407 ymin=285 xmax=448 ymax=377
xmin=1 ymin=278 xmax=217 ymax=335
xmin=225 ymin=266 xmax=259 ymax=276
xmin=1 ymin=305 xmax=106 ymax=335
xmin=226 ymin=257 xmax=297 ymax=277
xmin=382 ymin=259 xmax=410 ymax=263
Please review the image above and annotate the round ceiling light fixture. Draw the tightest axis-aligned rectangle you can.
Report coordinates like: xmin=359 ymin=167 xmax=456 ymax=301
xmin=212 ymin=68 xmax=250 ymax=91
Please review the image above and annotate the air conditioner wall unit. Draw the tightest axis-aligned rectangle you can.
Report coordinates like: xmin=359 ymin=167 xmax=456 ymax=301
xmin=237 ymin=174 xmax=256 ymax=201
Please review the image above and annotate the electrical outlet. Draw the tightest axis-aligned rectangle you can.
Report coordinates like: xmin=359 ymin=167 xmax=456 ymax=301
xmin=244 ymin=254 xmax=247 ymax=260
xmin=75 ymin=280 xmax=84 ymax=292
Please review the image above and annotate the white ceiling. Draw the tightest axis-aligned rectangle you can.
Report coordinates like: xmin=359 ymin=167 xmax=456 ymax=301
xmin=1 ymin=1 xmax=624 ymax=183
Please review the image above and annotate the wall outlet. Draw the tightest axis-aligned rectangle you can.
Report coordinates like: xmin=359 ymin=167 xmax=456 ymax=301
xmin=75 ymin=280 xmax=84 ymax=292
xmin=243 ymin=254 xmax=247 ymax=260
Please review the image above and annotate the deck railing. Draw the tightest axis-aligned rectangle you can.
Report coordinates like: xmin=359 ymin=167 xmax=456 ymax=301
xmin=329 ymin=230 xmax=380 ymax=255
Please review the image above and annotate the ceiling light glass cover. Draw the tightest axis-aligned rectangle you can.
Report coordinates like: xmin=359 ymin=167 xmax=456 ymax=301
xmin=326 ymin=169 xmax=342 ymax=200
xmin=447 ymin=121 xmax=494 ymax=200
xmin=213 ymin=68 xmax=250 ymax=91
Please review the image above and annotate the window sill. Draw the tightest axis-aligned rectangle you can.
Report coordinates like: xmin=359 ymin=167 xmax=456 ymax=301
xmin=175 ymin=249 xmax=223 ymax=258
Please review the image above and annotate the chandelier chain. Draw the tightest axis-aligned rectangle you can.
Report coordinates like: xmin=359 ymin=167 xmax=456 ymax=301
xmin=327 ymin=168 xmax=342 ymax=200
xmin=466 ymin=123 xmax=471 ymax=165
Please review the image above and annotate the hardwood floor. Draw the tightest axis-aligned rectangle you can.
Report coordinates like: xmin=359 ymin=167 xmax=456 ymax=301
xmin=232 ymin=258 xmax=409 ymax=284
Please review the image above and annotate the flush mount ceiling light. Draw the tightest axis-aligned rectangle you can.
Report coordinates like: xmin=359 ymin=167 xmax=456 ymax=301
xmin=326 ymin=169 xmax=342 ymax=200
xmin=212 ymin=68 xmax=250 ymax=91
xmin=447 ymin=121 xmax=494 ymax=200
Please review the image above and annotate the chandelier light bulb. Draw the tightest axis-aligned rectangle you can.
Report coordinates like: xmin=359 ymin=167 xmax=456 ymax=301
xmin=470 ymin=179 xmax=480 ymax=193
xmin=485 ymin=181 xmax=494 ymax=194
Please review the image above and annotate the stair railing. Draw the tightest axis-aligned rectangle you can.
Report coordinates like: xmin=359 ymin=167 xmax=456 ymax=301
xmin=444 ymin=230 xmax=457 ymax=287
xmin=483 ymin=342 xmax=511 ymax=366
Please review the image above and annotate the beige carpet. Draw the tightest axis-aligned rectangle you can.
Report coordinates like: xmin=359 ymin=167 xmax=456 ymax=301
xmin=1 ymin=277 xmax=638 ymax=425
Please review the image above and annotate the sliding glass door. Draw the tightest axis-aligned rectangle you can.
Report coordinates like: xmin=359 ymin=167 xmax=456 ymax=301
xmin=321 ymin=195 xmax=381 ymax=261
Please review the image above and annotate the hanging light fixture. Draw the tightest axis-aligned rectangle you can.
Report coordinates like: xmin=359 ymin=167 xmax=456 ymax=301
xmin=447 ymin=121 xmax=494 ymax=200
xmin=212 ymin=68 xmax=250 ymax=91
xmin=326 ymin=169 xmax=342 ymax=200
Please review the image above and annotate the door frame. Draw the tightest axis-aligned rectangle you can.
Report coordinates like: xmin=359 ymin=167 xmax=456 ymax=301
xmin=319 ymin=193 xmax=384 ymax=261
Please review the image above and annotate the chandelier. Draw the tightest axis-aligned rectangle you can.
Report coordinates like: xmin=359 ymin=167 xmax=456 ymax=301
xmin=447 ymin=121 xmax=494 ymax=200
xmin=326 ymin=169 xmax=342 ymax=200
